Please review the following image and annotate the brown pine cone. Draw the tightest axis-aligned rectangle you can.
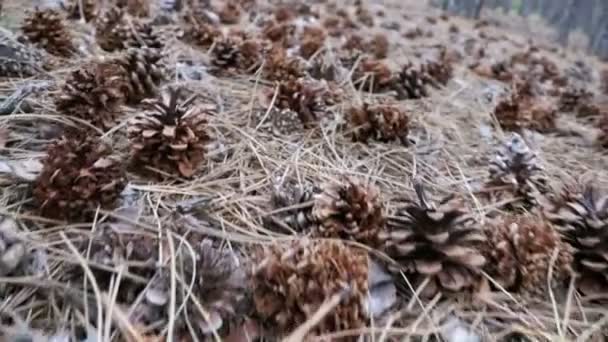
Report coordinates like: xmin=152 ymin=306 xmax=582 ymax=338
xmin=494 ymin=80 xmax=556 ymax=132
xmin=542 ymin=183 xmax=608 ymax=294
xmin=135 ymin=239 xmax=246 ymax=337
xmin=272 ymin=78 xmax=326 ymax=129
xmin=262 ymin=21 xmax=295 ymax=48
xmin=179 ymin=10 xmax=221 ymax=48
xmin=20 ymin=8 xmax=75 ymax=57
xmin=262 ymin=47 xmax=306 ymax=82
xmin=33 ymin=135 xmax=126 ymax=222
xmin=379 ymin=184 xmax=486 ymax=295
xmin=483 ymin=215 xmax=573 ymax=297
xmin=62 ymin=0 xmax=97 ymax=21
xmin=55 ymin=61 xmax=129 ymax=130
xmin=218 ymin=1 xmax=241 ymax=24
xmin=370 ymin=33 xmax=389 ymax=59
xmin=127 ymin=87 xmax=211 ymax=178
xmin=393 ymin=61 xmax=436 ymax=99
xmin=299 ymin=26 xmax=326 ymax=59
xmin=352 ymin=57 xmax=395 ymax=93
xmin=96 ymin=7 xmax=162 ymax=51
xmin=211 ymin=35 xmax=241 ymax=71
xmin=252 ymin=239 xmax=369 ymax=338
xmin=237 ymin=39 xmax=264 ymax=72
xmin=114 ymin=0 xmax=151 ymax=17
xmin=313 ymin=178 xmax=385 ymax=248
xmin=559 ymin=86 xmax=594 ymax=112
xmin=112 ymin=47 xmax=167 ymax=103
xmin=349 ymin=102 xmax=409 ymax=144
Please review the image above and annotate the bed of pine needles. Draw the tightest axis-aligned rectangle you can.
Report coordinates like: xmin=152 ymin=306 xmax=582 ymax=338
xmin=1 ymin=0 xmax=608 ymax=341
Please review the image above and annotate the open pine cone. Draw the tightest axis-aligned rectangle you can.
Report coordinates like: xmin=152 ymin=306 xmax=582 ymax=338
xmin=393 ymin=61 xmax=436 ymax=99
xmin=348 ymin=102 xmax=409 ymax=145
xmin=352 ymin=57 xmax=395 ymax=93
xmin=263 ymin=47 xmax=306 ymax=81
xmin=599 ymin=114 xmax=608 ymax=149
xmin=272 ymin=78 xmax=327 ymax=129
xmin=542 ymin=183 xmax=608 ymax=294
xmin=0 ymin=34 xmax=45 ymax=77
xmin=62 ymin=0 xmax=97 ymax=21
xmin=55 ymin=61 xmax=129 ymax=130
xmin=218 ymin=1 xmax=241 ymax=24
xmin=237 ymin=38 xmax=264 ymax=72
xmin=312 ymin=178 xmax=385 ymax=248
xmin=268 ymin=176 xmax=318 ymax=232
xmin=96 ymin=7 xmax=162 ymax=51
xmin=485 ymin=133 xmax=547 ymax=208
xmin=135 ymin=239 xmax=246 ymax=338
xmin=179 ymin=10 xmax=221 ymax=48
xmin=211 ymin=35 xmax=241 ymax=71
xmin=0 ymin=217 xmax=27 ymax=277
xmin=33 ymin=135 xmax=126 ymax=222
xmin=559 ymin=86 xmax=594 ymax=112
xmin=494 ymin=80 xmax=557 ymax=132
xmin=20 ymin=8 xmax=75 ymax=57
xmin=112 ymin=47 xmax=166 ymax=103
xmin=252 ymin=239 xmax=369 ymax=338
xmin=379 ymin=184 xmax=486 ymax=295
xmin=299 ymin=26 xmax=326 ymax=59
xmin=128 ymin=87 xmax=211 ymax=178
xmin=483 ymin=215 xmax=572 ymax=297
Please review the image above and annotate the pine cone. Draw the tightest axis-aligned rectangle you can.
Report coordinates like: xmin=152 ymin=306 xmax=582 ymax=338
xmin=483 ymin=215 xmax=573 ymax=297
xmin=262 ymin=21 xmax=295 ymax=48
xmin=393 ymin=62 xmax=435 ymax=99
xmin=55 ymin=61 xmax=129 ymax=130
xmin=424 ymin=49 xmax=453 ymax=86
xmin=268 ymin=177 xmax=318 ymax=232
xmin=179 ymin=10 xmax=221 ymax=48
xmin=312 ymin=178 xmax=385 ymax=248
xmin=252 ymin=239 xmax=369 ymax=337
xmin=211 ymin=35 xmax=241 ymax=71
xmin=486 ymin=133 xmax=547 ymax=208
xmin=273 ymin=78 xmax=326 ymax=129
xmin=599 ymin=114 xmax=608 ymax=149
xmin=348 ymin=102 xmax=409 ymax=144
xmin=113 ymin=47 xmax=166 ymax=103
xmin=0 ymin=217 xmax=26 ymax=277
xmin=62 ymin=0 xmax=97 ymax=21
xmin=218 ymin=1 xmax=241 ymax=24
xmin=237 ymin=39 xmax=264 ymax=72
xmin=559 ymin=86 xmax=594 ymax=112
xmin=299 ymin=26 xmax=326 ymax=59
xmin=135 ymin=239 xmax=246 ymax=337
xmin=114 ymin=0 xmax=151 ymax=17
xmin=263 ymin=47 xmax=306 ymax=82
xmin=33 ymin=135 xmax=126 ymax=222
xmin=20 ymin=8 xmax=75 ymax=57
xmin=379 ymin=184 xmax=486 ymax=295
xmin=542 ymin=183 xmax=608 ymax=293
xmin=96 ymin=7 xmax=162 ymax=51
xmin=370 ymin=33 xmax=389 ymax=59
xmin=0 ymin=35 xmax=44 ymax=77
xmin=352 ymin=57 xmax=395 ymax=93
xmin=494 ymin=80 xmax=556 ymax=132
xmin=127 ymin=87 xmax=211 ymax=178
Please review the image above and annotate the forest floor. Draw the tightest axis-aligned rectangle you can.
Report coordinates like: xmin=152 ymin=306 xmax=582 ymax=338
xmin=0 ymin=0 xmax=608 ymax=341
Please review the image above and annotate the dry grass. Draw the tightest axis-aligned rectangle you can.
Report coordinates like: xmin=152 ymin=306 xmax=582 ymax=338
xmin=0 ymin=0 xmax=608 ymax=341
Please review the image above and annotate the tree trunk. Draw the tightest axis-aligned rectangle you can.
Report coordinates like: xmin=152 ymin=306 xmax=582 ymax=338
xmin=474 ymin=0 xmax=485 ymax=19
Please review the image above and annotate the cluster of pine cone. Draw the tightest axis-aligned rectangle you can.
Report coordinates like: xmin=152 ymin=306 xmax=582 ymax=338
xmin=0 ymin=0 xmax=608 ymax=341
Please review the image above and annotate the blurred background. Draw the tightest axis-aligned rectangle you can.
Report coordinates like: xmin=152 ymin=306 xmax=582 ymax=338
xmin=431 ymin=0 xmax=608 ymax=60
